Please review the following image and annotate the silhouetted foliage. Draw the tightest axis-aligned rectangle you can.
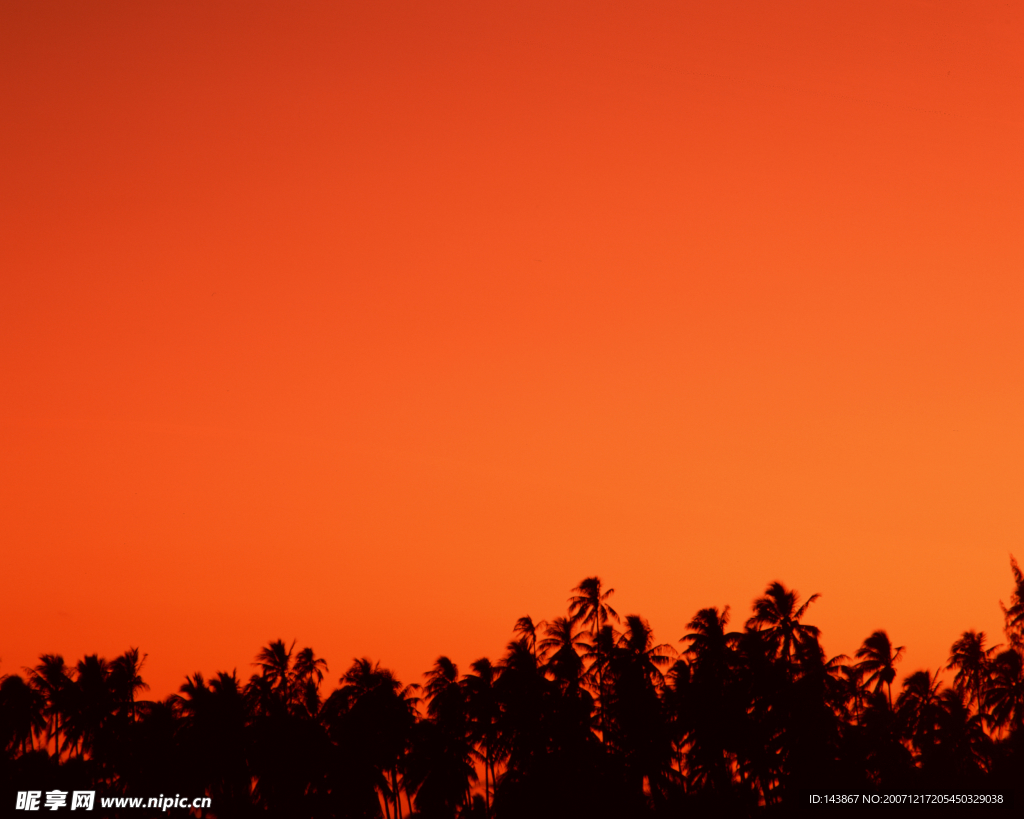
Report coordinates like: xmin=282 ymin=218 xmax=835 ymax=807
xmin=4 ymin=561 xmax=1024 ymax=816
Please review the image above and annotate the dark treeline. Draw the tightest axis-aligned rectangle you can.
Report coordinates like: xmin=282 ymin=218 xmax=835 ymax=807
xmin=3 ymin=563 xmax=1024 ymax=818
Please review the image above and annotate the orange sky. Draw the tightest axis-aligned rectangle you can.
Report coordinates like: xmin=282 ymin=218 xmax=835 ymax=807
xmin=2 ymin=1 xmax=1023 ymax=700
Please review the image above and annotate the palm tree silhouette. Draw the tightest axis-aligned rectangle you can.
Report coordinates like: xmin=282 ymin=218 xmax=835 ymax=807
xmin=464 ymin=657 xmax=500 ymax=816
xmin=0 ymin=673 xmax=45 ymax=756
xmin=604 ymin=615 xmax=677 ymax=807
xmin=408 ymin=658 xmax=478 ymax=817
xmin=569 ymin=577 xmax=619 ymax=736
xmin=682 ymin=606 xmax=740 ymax=677
xmin=745 ymin=581 xmax=821 ymax=670
xmin=930 ymin=688 xmax=992 ymax=780
xmin=897 ymin=669 xmax=943 ymax=754
xmin=855 ymin=631 xmax=905 ymax=707
xmin=984 ymin=649 xmax=1024 ymax=736
xmin=678 ymin=606 xmax=741 ymax=797
xmin=6 ymin=572 xmax=1024 ymax=813
xmin=109 ymin=648 xmax=149 ymax=722
xmin=25 ymin=654 xmax=72 ymax=760
xmin=947 ymin=630 xmax=998 ymax=714
xmin=252 ymin=638 xmax=296 ymax=704
xmin=293 ymin=646 xmax=329 ymax=718
xmin=568 ymin=577 xmax=619 ymax=638
xmin=65 ymin=654 xmax=115 ymax=760
xmin=324 ymin=658 xmax=419 ymax=818
xmin=1001 ymin=555 xmax=1024 ymax=651
xmin=513 ymin=616 xmax=544 ymax=659
xmin=175 ymin=669 xmax=253 ymax=813
xmin=538 ymin=616 xmax=589 ymax=690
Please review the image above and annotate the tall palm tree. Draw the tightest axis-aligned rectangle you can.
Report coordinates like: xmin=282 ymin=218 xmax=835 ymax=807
xmin=325 ymin=658 xmax=420 ymax=818
xmin=292 ymin=647 xmax=328 ymax=718
xmin=411 ymin=657 xmax=479 ymax=816
xmin=109 ymin=648 xmax=149 ymax=722
xmin=569 ymin=577 xmax=619 ymax=730
xmin=538 ymin=616 xmax=589 ymax=689
xmin=604 ymin=615 xmax=677 ymax=806
xmin=985 ymin=649 xmax=1024 ymax=737
xmin=778 ymin=644 xmax=852 ymax=805
xmin=25 ymin=654 xmax=72 ymax=760
xmin=175 ymin=670 xmax=254 ymax=813
xmin=947 ymin=631 xmax=998 ymax=714
xmin=568 ymin=577 xmax=619 ymax=638
xmin=858 ymin=688 xmax=915 ymax=787
xmin=0 ymin=673 xmax=45 ymax=756
xmin=928 ymin=688 xmax=992 ymax=780
xmin=612 ymin=615 xmax=675 ymax=685
xmin=65 ymin=654 xmax=115 ymax=760
xmin=896 ymin=669 xmax=943 ymax=754
xmin=513 ymin=616 xmax=544 ymax=659
xmin=424 ymin=656 xmax=467 ymax=736
xmin=491 ymin=638 xmax=549 ymax=798
xmin=1001 ymin=555 xmax=1024 ymax=651
xmin=252 ymin=639 xmax=296 ymax=703
xmin=745 ymin=581 xmax=821 ymax=670
xmin=682 ymin=606 xmax=740 ymax=679
xmin=464 ymin=657 xmax=500 ymax=816
xmin=678 ymin=604 xmax=744 ymax=792
xmin=855 ymin=631 xmax=905 ymax=707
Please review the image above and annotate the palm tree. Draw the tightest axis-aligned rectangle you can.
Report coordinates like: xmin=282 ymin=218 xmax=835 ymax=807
xmin=839 ymin=662 xmax=869 ymax=724
xmin=896 ymin=669 xmax=943 ymax=754
xmin=855 ymin=631 xmax=905 ymax=707
xmin=109 ymin=648 xmax=149 ymax=722
xmin=422 ymin=652 xmax=476 ymax=810
xmin=947 ymin=631 xmax=998 ymax=714
xmin=745 ymin=581 xmax=821 ymax=669
xmin=569 ymin=577 xmax=619 ymax=730
xmin=612 ymin=616 xmax=675 ymax=684
xmin=0 ymin=673 xmax=45 ymax=756
xmin=410 ymin=659 xmax=478 ymax=817
xmin=568 ymin=577 xmax=619 ymax=638
xmin=513 ymin=616 xmax=544 ymax=659
xmin=678 ymin=604 xmax=744 ymax=792
xmin=858 ymin=688 xmax=915 ymax=787
xmin=682 ymin=606 xmax=740 ymax=679
xmin=65 ymin=654 xmax=115 ymax=760
xmin=490 ymin=638 xmax=549 ymax=799
xmin=1001 ymin=555 xmax=1024 ymax=651
xmin=324 ymin=658 xmax=420 ymax=818
xmin=25 ymin=654 xmax=72 ymax=760
xmin=604 ymin=615 xmax=677 ymax=807
xmin=464 ymin=657 xmax=500 ymax=816
xmin=985 ymin=649 xmax=1024 ymax=737
xmin=175 ymin=670 xmax=254 ymax=813
xmin=928 ymin=688 xmax=992 ymax=780
xmin=292 ymin=647 xmax=328 ymax=718
xmin=538 ymin=617 xmax=588 ymax=689
xmin=252 ymin=639 xmax=296 ymax=703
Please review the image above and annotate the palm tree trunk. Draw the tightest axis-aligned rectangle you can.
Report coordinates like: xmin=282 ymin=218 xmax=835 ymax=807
xmin=484 ymin=749 xmax=491 ymax=817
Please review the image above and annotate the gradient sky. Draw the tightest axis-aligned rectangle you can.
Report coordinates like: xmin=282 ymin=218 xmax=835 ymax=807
xmin=2 ymin=1 xmax=1023 ymax=699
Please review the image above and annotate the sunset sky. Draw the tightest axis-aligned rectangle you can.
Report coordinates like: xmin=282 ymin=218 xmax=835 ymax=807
xmin=2 ymin=1 xmax=1023 ymax=699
